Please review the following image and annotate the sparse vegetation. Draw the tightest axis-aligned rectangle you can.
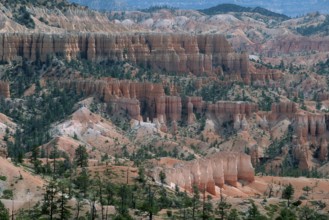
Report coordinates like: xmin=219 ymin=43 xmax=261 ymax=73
xmin=13 ymin=6 xmax=35 ymax=29
xmin=297 ymin=15 xmax=329 ymax=36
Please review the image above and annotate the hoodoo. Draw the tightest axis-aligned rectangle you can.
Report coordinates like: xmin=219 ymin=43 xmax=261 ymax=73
xmin=153 ymin=152 xmax=255 ymax=195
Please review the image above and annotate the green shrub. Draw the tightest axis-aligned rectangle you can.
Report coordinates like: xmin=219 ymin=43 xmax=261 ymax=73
xmin=2 ymin=189 xmax=13 ymax=199
xmin=13 ymin=6 xmax=35 ymax=29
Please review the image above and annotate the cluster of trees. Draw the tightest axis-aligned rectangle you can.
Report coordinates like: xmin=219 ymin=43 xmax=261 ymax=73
xmin=297 ymin=15 xmax=329 ymax=36
xmin=316 ymin=58 xmax=329 ymax=75
xmin=65 ymin=60 xmax=134 ymax=80
xmin=0 ymin=85 xmax=81 ymax=163
xmin=198 ymin=82 xmax=232 ymax=103
xmin=0 ymin=176 xmax=329 ymax=220
xmin=13 ymin=6 xmax=35 ymax=29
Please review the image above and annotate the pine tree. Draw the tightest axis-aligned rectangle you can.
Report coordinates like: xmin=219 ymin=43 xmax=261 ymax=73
xmin=41 ymin=180 xmax=59 ymax=220
xmin=302 ymin=186 xmax=311 ymax=196
xmin=282 ymin=184 xmax=294 ymax=207
xmin=0 ymin=200 xmax=9 ymax=220
xmin=202 ymin=195 xmax=214 ymax=219
xmin=74 ymin=168 xmax=90 ymax=196
xmin=192 ymin=185 xmax=200 ymax=220
xmin=58 ymin=180 xmax=72 ymax=220
xmin=74 ymin=145 xmax=88 ymax=168
xmin=159 ymin=171 xmax=166 ymax=185
xmin=141 ymin=184 xmax=159 ymax=220
xmin=276 ymin=208 xmax=297 ymax=220
xmin=228 ymin=208 xmax=240 ymax=220
xmin=216 ymin=193 xmax=231 ymax=220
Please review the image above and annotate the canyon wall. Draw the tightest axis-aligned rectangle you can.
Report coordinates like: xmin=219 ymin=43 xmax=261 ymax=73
xmin=153 ymin=152 xmax=255 ymax=195
xmin=57 ymin=79 xmax=260 ymax=126
xmin=267 ymin=101 xmax=329 ymax=170
xmin=0 ymin=33 xmax=249 ymax=80
xmin=58 ymin=79 xmax=182 ymax=122
xmin=56 ymin=79 xmax=329 ymax=170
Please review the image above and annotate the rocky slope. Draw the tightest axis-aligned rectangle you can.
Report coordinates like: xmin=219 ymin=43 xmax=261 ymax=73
xmin=50 ymin=107 xmax=133 ymax=158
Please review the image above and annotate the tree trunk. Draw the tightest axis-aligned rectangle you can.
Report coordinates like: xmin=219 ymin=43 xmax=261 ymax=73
xmin=76 ymin=200 xmax=80 ymax=220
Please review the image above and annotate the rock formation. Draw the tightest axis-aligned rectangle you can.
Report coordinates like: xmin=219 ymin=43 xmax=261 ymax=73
xmin=57 ymin=79 xmax=182 ymax=122
xmin=0 ymin=33 xmax=249 ymax=80
xmin=0 ymin=81 xmax=10 ymax=98
xmin=153 ymin=152 xmax=254 ymax=195
xmin=208 ymin=101 xmax=258 ymax=126
xmin=295 ymin=113 xmax=326 ymax=141
xmin=269 ymin=101 xmax=297 ymax=121
xmin=57 ymin=79 xmax=263 ymax=133
xmin=208 ymin=101 xmax=258 ymax=116
xmin=252 ymin=37 xmax=329 ymax=57
xmin=319 ymin=138 xmax=328 ymax=162
xmin=291 ymin=112 xmax=328 ymax=169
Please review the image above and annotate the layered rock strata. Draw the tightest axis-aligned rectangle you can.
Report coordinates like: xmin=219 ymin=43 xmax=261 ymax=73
xmin=58 ymin=80 xmax=260 ymax=126
xmin=0 ymin=81 xmax=10 ymax=98
xmin=269 ymin=101 xmax=297 ymax=120
xmin=295 ymin=113 xmax=326 ymax=141
xmin=0 ymin=33 xmax=249 ymax=80
xmin=208 ymin=101 xmax=258 ymax=128
xmin=58 ymin=79 xmax=181 ymax=122
xmin=153 ymin=152 xmax=254 ymax=195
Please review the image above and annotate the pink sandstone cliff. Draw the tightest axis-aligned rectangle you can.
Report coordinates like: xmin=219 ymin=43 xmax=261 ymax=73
xmin=0 ymin=33 xmax=249 ymax=81
xmin=153 ymin=152 xmax=255 ymax=195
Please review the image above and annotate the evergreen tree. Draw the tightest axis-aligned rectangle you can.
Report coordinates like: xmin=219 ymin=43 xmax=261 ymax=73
xmin=0 ymin=200 xmax=9 ymax=220
xmin=117 ymin=184 xmax=133 ymax=219
xmin=228 ymin=208 xmax=240 ymax=220
xmin=246 ymin=201 xmax=268 ymax=220
xmin=302 ymin=186 xmax=311 ymax=196
xmin=74 ymin=168 xmax=90 ymax=196
xmin=282 ymin=184 xmax=294 ymax=207
xmin=41 ymin=180 xmax=59 ymax=220
xmin=137 ymin=166 xmax=146 ymax=183
xmin=298 ymin=206 xmax=316 ymax=220
xmin=202 ymin=195 xmax=214 ymax=220
xmin=74 ymin=145 xmax=88 ymax=168
xmin=216 ymin=194 xmax=231 ymax=220
xmin=191 ymin=185 xmax=200 ymax=220
xmin=141 ymin=184 xmax=159 ymax=220
xmin=276 ymin=207 xmax=297 ymax=220
xmin=159 ymin=171 xmax=166 ymax=185
xmin=58 ymin=180 xmax=72 ymax=220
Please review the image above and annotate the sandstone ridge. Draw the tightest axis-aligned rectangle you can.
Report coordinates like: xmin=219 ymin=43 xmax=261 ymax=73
xmin=153 ymin=152 xmax=255 ymax=195
xmin=0 ymin=33 xmax=249 ymax=80
xmin=57 ymin=79 xmax=259 ymax=125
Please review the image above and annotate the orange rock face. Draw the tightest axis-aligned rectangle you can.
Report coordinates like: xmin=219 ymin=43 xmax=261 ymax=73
xmin=0 ymin=33 xmax=249 ymax=80
xmin=207 ymin=101 xmax=258 ymax=129
xmin=0 ymin=81 xmax=10 ymax=98
xmin=292 ymin=112 xmax=328 ymax=170
xmin=58 ymin=79 xmax=181 ymax=122
xmin=269 ymin=101 xmax=297 ymax=121
xmin=295 ymin=113 xmax=326 ymax=141
xmin=153 ymin=152 xmax=254 ymax=195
